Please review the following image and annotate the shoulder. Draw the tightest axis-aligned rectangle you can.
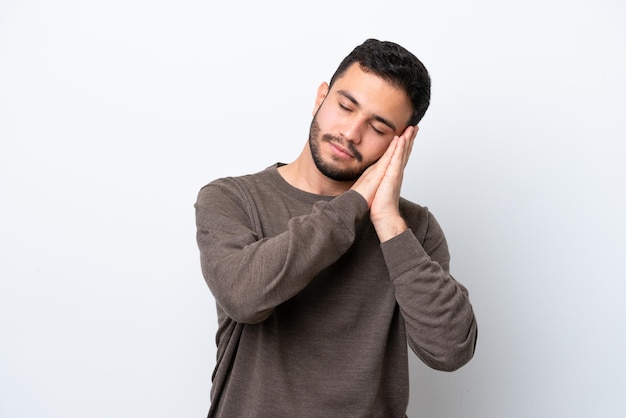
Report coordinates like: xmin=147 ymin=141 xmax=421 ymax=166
xmin=197 ymin=164 xmax=279 ymax=203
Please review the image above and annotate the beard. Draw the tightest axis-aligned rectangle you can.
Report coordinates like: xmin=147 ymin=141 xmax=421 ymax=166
xmin=308 ymin=117 xmax=367 ymax=182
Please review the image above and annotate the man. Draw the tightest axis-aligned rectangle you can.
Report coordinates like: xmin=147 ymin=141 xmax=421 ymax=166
xmin=195 ymin=38 xmax=477 ymax=417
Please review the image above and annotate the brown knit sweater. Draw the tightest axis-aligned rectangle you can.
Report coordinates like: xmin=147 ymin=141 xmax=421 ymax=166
xmin=195 ymin=164 xmax=477 ymax=418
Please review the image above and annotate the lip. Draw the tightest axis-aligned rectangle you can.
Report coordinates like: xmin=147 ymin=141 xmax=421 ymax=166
xmin=329 ymin=142 xmax=355 ymax=159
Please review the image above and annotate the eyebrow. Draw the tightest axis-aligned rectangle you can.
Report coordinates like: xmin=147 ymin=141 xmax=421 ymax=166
xmin=337 ymin=89 xmax=397 ymax=132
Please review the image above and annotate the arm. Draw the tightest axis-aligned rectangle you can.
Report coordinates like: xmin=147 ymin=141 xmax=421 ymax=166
xmin=195 ymin=179 xmax=369 ymax=324
xmin=382 ymin=215 xmax=477 ymax=371
xmin=352 ymin=126 xmax=477 ymax=370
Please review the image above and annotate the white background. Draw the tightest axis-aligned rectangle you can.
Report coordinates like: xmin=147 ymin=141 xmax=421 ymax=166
xmin=1 ymin=1 xmax=625 ymax=417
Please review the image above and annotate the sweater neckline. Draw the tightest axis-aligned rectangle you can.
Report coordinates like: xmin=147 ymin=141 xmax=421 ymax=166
xmin=265 ymin=163 xmax=336 ymax=204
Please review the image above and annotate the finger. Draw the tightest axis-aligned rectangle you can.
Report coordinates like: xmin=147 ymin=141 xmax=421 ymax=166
xmin=387 ymin=135 xmax=406 ymax=174
xmin=400 ymin=125 xmax=417 ymax=139
xmin=379 ymin=135 xmax=400 ymax=169
xmin=404 ymin=130 xmax=415 ymax=167
xmin=400 ymin=126 xmax=416 ymax=168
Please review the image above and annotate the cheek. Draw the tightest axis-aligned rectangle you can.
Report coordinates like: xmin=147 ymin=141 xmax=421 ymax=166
xmin=364 ymin=139 xmax=393 ymax=162
xmin=314 ymin=106 xmax=340 ymax=129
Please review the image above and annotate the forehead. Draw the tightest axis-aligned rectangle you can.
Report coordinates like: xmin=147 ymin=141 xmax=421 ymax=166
xmin=329 ymin=63 xmax=413 ymax=128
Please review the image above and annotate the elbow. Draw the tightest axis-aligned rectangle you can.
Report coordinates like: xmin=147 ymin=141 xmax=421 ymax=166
xmin=213 ymin=289 xmax=275 ymax=324
xmin=223 ymin=304 xmax=274 ymax=324
xmin=203 ymin=269 xmax=275 ymax=324
xmin=413 ymin=318 xmax=478 ymax=372
xmin=429 ymin=342 xmax=476 ymax=372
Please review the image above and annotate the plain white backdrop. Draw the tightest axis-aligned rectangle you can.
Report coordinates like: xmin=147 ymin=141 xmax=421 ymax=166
xmin=1 ymin=1 xmax=625 ymax=417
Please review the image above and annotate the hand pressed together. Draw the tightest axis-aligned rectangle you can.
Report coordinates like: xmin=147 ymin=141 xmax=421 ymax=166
xmin=351 ymin=125 xmax=418 ymax=242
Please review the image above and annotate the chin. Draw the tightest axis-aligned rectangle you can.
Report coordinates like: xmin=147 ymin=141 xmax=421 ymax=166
xmin=315 ymin=159 xmax=366 ymax=182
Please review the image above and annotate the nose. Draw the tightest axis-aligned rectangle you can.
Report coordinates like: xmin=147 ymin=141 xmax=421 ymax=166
xmin=339 ymin=116 xmax=364 ymax=144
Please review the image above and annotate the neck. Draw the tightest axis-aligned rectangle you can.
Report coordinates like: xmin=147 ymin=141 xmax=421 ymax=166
xmin=277 ymin=144 xmax=353 ymax=196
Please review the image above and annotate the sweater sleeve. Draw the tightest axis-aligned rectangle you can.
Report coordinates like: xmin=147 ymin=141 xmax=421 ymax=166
xmin=380 ymin=212 xmax=478 ymax=372
xmin=195 ymin=179 xmax=369 ymax=324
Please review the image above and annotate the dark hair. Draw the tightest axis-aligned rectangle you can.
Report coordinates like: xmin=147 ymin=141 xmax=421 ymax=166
xmin=329 ymin=38 xmax=431 ymax=126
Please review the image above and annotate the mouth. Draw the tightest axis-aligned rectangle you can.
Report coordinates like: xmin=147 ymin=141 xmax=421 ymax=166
xmin=329 ymin=142 xmax=355 ymax=159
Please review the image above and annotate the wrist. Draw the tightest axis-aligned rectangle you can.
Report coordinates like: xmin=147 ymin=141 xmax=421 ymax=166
xmin=372 ymin=214 xmax=408 ymax=243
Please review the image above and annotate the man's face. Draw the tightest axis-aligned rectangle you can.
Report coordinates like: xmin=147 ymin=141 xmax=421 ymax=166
xmin=308 ymin=63 xmax=413 ymax=182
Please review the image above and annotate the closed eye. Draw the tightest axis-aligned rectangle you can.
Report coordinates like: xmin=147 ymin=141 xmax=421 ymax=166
xmin=371 ymin=125 xmax=385 ymax=135
xmin=339 ymin=103 xmax=352 ymax=112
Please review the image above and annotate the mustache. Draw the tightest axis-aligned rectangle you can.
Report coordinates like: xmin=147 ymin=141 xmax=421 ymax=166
xmin=321 ymin=134 xmax=363 ymax=162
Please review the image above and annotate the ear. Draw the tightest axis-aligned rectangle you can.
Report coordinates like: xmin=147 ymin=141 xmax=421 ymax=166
xmin=312 ymin=82 xmax=329 ymax=116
